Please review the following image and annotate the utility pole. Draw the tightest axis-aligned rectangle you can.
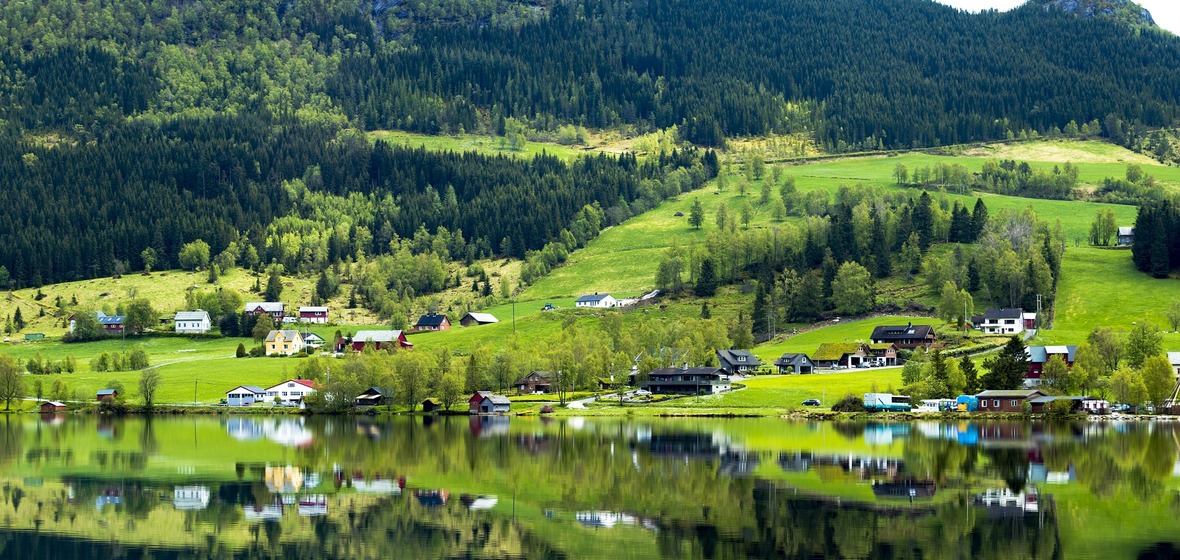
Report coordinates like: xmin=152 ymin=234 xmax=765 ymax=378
xmin=512 ymin=297 xmax=516 ymax=335
xmin=1035 ymin=293 xmax=1042 ymax=329
xmin=193 ymin=379 xmax=198 ymax=405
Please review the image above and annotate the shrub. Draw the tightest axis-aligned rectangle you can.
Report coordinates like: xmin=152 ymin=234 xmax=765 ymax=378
xmin=236 ymin=343 xmax=247 ymax=358
xmin=830 ymin=394 xmax=865 ymax=412
xmin=540 ymin=405 xmax=555 ymax=414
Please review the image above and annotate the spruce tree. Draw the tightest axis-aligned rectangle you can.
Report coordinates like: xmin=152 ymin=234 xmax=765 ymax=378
xmin=696 ymin=258 xmax=718 ymax=297
xmin=981 ymin=336 xmax=1030 ymax=390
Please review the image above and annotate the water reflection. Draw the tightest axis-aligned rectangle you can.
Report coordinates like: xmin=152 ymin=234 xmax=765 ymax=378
xmin=0 ymin=415 xmax=1177 ymax=558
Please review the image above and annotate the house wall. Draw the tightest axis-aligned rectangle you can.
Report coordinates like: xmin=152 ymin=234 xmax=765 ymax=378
xmin=176 ymin=319 xmax=210 ymax=334
xmin=299 ymin=313 xmax=328 ymax=324
xmin=977 ymin=398 xmax=1028 ymax=413
xmin=266 ymin=335 xmax=305 ymax=356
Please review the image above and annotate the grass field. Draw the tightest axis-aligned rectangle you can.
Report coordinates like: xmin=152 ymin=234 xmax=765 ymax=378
xmin=368 ymin=130 xmax=600 ymax=161
xmin=670 ymin=370 xmax=903 ymax=410
xmin=752 ymin=315 xmax=943 ymax=364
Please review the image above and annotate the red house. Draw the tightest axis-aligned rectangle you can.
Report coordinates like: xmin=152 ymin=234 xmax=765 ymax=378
xmin=298 ymin=306 xmax=329 ymax=324
xmin=338 ymin=330 xmax=412 ymax=352
xmin=1026 ymin=345 xmax=1076 ymax=386
xmin=244 ymin=302 xmax=285 ymax=321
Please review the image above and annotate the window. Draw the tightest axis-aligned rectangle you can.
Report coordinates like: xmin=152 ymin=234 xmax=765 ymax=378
xmin=993 ymin=400 xmax=1000 ymax=408
xmin=1011 ymin=400 xmax=1018 ymax=408
xmin=981 ymin=400 xmax=988 ymax=408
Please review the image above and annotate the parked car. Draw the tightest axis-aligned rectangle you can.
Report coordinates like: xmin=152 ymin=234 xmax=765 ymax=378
xmin=857 ymin=361 xmax=872 ymax=368
xmin=802 ymin=399 xmax=821 ymax=406
xmin=634 ymin=389 xmax=652 ymax=396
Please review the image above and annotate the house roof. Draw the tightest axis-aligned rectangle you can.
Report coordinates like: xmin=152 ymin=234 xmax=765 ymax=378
xmin=1027 ymin=345 xmax=1077 ymax=363
xmin=717 ymin=349 xmax=761 ymax=367
xmin=978 ymin=308 xmax=1024 ymax=320
xmin=475 ymin=391 xmax=511 ymax=405
xmin=267 ymin=379 xmax=316 ymax=391
xmin=1168 ymin=352 xmax=1180 ymax=366
xmin=774 ymin=353 xmax=812 ymax=366
xmin=227 ymin=385 xmax=266 ymax=395
xmin=303 ymin=333 xmax=325 ymax=342
xmin=1118 ymin=226 xmax=1134 ymax=236
xmin=463 ymin=312 xmax=499 ymax=324
xmin=97 ymin=389 xmax=117 ymax=396
xmin=870 ymin=324 xmax=935 ymax=341
xmin=867 ymin=343 xmax=897 ymax=351
xmin=415 ymin=313 xmax=449 ymax=327
xmin=43 ymin=401 xmax=66 ymax=407
xmin=299 ymin=306 xmax=329 ymax=313
xmin=95 ymin=312 xmax=125 ymax=325
xmin=1028 ymin=395 xmax=1089 ymax=404
xmin=649 ymin=367 xmax=725 ymax=377
xmin=264 ymin=330 xmax=303 ymax=343
xmin=975 ymin=390 xmax=1046 ymax=399
xmin=174 ymin=310 xmax=210 ymax=321
xmin=812 ymin=343 xmax=866 ymax=362
xmin=358 ymin=387 xmax=384 ymax=397
xmin=352 ymin=330 xmax=404 ymax=343
xmin=576 ymin=293 xmax=613 ymax=303
xmin=245 ymin=302 xmax=284 ymax=313
xmin=516 ymin=371 xmax=553 ymax=384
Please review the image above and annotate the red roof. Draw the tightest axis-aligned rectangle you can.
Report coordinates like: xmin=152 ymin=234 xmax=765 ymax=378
xmin=290 ymin=379 xmax=316 ymax=388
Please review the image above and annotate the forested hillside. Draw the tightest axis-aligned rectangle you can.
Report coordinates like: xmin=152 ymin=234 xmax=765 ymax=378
xmin=0 ymin=0 xmax=1178 ymax=290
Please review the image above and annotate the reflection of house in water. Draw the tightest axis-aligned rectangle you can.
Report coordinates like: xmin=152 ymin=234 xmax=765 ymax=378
xmin=173 ymin=486 xmax=211 ymax=510
xmin=975 ymin=488 xmax=1040 ymax=516
xmin=516 ymin=433 xmax=553 ymax=454
xmin=871 ymin=479 xmax=936 ymax=501
xmin=777 ymin=451 xmax=902 ymax=480
xmin=468 ymin=415 xmax=510 ymax=437
xmin=95 ymin=489 xmax=121 ymax=511
xmin=244 ymin=498 xmax=284 ymax=522
xmin=863 ymin=424 xmax=910 ymax=446
xmin=718 ymin=450 xmax=760 ymax=478
xmin=575 ymin=511 xmax=659 ymax=531
xmin=1027 ymin=452 xmax=1075 ymax=484
xmin=647 ymin=433 xmax=722 ymax=460
xmin=460 ymin=494 xmax=498 ymax=510
xmin=265 ymin=465 xmax=320 ymax=494
xmin=227 ymin=417 xmax=314 ymax=447
xmin=414 ymin=489 xmax=450 ymax=507
xmin=298 ymin=495 xmax=328 ymax=517
xmin=351 ymin=474 xmax=405 ymax=494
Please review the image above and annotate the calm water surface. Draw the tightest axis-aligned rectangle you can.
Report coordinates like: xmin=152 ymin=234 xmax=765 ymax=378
xmin=0 ymin=415 xmax=1176 ymax=559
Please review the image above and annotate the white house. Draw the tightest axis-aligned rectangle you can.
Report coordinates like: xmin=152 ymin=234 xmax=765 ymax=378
xmin=972 ymin=308 xmax=1024 ymax=335
xmin=303 ymin=332 xmax=326 ymax=350
xmin=266 ymin=379 xmax=317 ymax=406
xmin=1168 ymin=352 xmax=1180 ymax=377
xmin=575 ymin=293 xmax=618 ymax=308
xmin=244 ymin=302 xmax=285 ymax=320
xmin=174 ymin=310 xmax=212 ymax=334
xmin=226 ymin=385 xmax=267 ymax=406
xmin=173 ymin=486 xmax=211 ymax=511
xmin=298 ymin=306 xmax=330 ymax=324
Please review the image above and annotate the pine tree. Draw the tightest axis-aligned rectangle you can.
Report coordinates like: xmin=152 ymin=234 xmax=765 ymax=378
xmin=981 ymin=336 xmax=1030 ymax=390
xmin=960 ymin=356 xmax=979 ymax=394
xmin=12 ymin=307 xmax=24 ymax=332
xmin=696 ymin=258 xmax=718 ymax=297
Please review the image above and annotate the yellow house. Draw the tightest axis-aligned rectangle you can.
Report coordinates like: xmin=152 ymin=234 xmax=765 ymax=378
xmin=265 ymin=330 xmax=306 ymax=356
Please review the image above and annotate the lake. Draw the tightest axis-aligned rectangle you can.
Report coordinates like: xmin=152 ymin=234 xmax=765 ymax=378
xmin=0 ymin=414 xmax=1176 ymax=559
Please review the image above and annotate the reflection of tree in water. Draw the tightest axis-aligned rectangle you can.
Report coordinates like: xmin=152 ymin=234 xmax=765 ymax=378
xmin=0 ymin=416 xmax=22 ymax=468
xmin=983 ymin=448 xmax=1029 ymax=494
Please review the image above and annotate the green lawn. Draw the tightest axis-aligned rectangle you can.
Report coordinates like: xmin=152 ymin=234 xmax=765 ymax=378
xmin=1050 ymin=246 xmax=1180 ymax=346
xmin=677 ymin=370 xmax=903 ymax=410
xmin=367 ymin=130 xmax=593 ymax=161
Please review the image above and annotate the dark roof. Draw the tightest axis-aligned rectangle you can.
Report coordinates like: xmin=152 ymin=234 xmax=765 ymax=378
xmin=358 ymin=387 xmax=384 ymax=397
xmin=870 ymin=324 xmax=935 ymax=341
xmin=774 ymin=353 xmax=812 ymax=367
xmin=96 ymin=312 xmax=125 ymax=326
xmin=415 ymin=313 xmax=449 ymax=327
xmin=716 ymin=349 xmax=761 ymax=367
xmin=976 ymin=390 xmax=1046 ymax=399
xmin=515 ymin=371 xmax=553 ymax=384
xmin=575 ymin=293 xmax=612 ymax=303
xmin=650 ymin=366 xmax=725 ymax=376
xmin=978 ymin=308 xmax=1024 ymax=320
xmin=1028 ymin=396 xmax=1089 ymax=404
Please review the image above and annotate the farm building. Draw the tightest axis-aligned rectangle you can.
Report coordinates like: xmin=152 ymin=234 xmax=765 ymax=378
xmin=811 ymin=343 xmax=870 ymax=369
xmin=96 ymin=389 xmax=118 ymax=402
xmin=264 ymin=330 xmax=305 ymax=356
xmin=355 ymin=387 xmax=386 ymax=407
xmin=174 ymin=310 xmax=212 ymax=334
xmin=774 ymin=353 xmax=815 ymax=374
xmin=244 ymin=302 xmax=285 ymax=320
xmin=339 ymin=330 xmax=413 ymax=352
xmin=298 ymin=306 xmax=330 ymax=324
xmin=40 ymin=401 xmax=67 ymax=413
xmin=976 ymin=390 xmax=1047 ymax=412
xmin=515 ymin=371 xmax=553 ymax=394
xmin=226 ymin=386 xmax=266 ymax=406
xmin=870 ymin=323 xmax=937 ymax=349
xmin=460 ymin=312 xmax=499 ymax=326
xmin=642 ymin=367 xmax=730 ymax=395
xmin=716 ymin=349 xmax=761 ymax=375
xmin=575 ymin=293 xmax=617 ymax=308
xmin=1025 ymin=345 xmax=1077 ymax=387
xmin=469 ymin=392 xmax=511 ymax=414
xmin=1118 ymin=226 xmax=1134 ymax=246
xmin=414 ymin=313 xmax=451 ymax=332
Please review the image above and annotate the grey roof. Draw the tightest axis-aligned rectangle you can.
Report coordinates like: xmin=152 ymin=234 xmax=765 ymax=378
xmin=649 ymin=367 xmax=725 ymax=377
xmin=174 ymin=310 xmax=210 ymax=321
xmin=1168 ymin=352 xmax=1180 ymax=366
xmin=228 ymin=386 xmax=266 ymax=395
xmin=299 ymin=306 xmax=329 ymax=313
xmin=95 ymin=312 xmax=125 ymax=325
xmin=576 ymin=293 xmax=612 ymax=303
xmin=774 ymin=353 xmax=813 ymax=367
xmin=717 ymin=349 xmax=762 ymax=368
xmin=352 ymin=330 xmax=403 ymax=343
xmin=1028 ymin=395 xmax=1089 ymax=404
xmin=303 ymin=333 xmax=325 ymax=342
xmin=976 ymin=390 xmax=1045 ymax=398
xmin=264 ymin=330 xmax=302 ymax=343
xmin=43 ymin=401 xmax=66 ymax=407
xmin=463 ymin=312 xmax=499 ymax=324
xmin=1027 ymin=345 xmax=1077 ymax=364
xmin=1118 ymin=226 xmax=1134 ymax=236
xmin=97 ymin=389 xmax=117 ymax=396
xmin=978 ymin=308 xmax=1023 ymax=320
xmin=245 ymin=302 xmax=284 ymax=313
xmin=477 ymin=391 xmax=511 ymax=405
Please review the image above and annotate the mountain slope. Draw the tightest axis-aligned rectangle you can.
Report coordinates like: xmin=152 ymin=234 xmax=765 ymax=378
xmin=1035 ymin=0 xmax=1157 ymax=29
